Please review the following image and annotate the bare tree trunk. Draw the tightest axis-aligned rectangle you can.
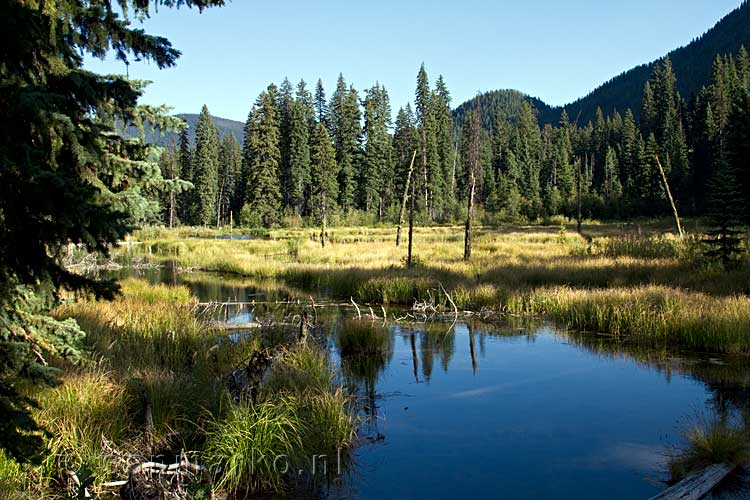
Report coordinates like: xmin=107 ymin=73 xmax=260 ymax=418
xmin=396 ymin=150 xmax=417 ymax=247
xmin=320 ymin=201 xmax=327 ymax=248
xmin=168 ymin=149 xmax=176 ymax=228
xmin=655 ymin=154 xmax=684 ymax=238
xmin=577 ymin=158 xmax=582 ymax=234
xmin=469 ymin=323 xmax=477 ymax=376
xmin=464 ymin=168 xmax=476 ymax=260
xmin=421 ymin=130 xmax=428 ymax=215
xmin=464 ymin=101 xmax=481 ymax=261
xmin=407 ymin=173 xmax=415 ymax=268
xmin=410 ymin=333 xmax=419 ymax=383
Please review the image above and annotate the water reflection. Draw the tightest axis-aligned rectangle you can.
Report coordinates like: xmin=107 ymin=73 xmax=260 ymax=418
xmin=109 ymin=268 xmax=750 ymax=500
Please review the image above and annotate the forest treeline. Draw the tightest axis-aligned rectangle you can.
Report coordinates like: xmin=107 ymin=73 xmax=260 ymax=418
xmin=165 ymin=51 xmax=750 ymax=230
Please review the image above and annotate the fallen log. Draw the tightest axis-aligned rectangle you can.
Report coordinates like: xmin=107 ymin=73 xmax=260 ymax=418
xmin=648 ymin=463 xmax=735 ymax=500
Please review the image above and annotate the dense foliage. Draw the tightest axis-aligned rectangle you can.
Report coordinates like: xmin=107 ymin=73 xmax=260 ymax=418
xmin=172 ymin=52 xmax=749 ymax=232
xmin=0 ymin=0 xmax=223 ymax=462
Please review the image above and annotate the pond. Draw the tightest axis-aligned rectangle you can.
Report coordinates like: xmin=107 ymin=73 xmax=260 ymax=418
xmin=111 ymin=266 xmax=750 ymax=499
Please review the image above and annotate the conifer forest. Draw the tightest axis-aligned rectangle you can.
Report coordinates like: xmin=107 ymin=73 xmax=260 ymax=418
xmin=3 ymin=2 xmax=750 ymax=500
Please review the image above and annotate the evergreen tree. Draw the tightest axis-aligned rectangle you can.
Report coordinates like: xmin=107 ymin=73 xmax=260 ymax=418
xmin=415 ymin=64 xmax=432 ymax=214
xmin=0 ymin=0 xmax=224 ymax=461
xmin=725 ymin=83 xmax=750 ymax=222
xmin=296 ymin=79 xmax=316 ymax=135
xmin=496 ymin=149 xmax=522 ymax=220
xmin=278 ymin=78 xmax=295 ymax=212
xmin=620 ymin=109 xmax=640 ymax=207
xmin=462 ymin=106 xmax=482 ymax=260
xmin=245 ymin=85 xmax=282 ymax=227
xmin=392 ymin=105 xmax=419 ymax=212
xmin=217 ymin=133 xmax=241 ymax=224
xmin=603 ymin=145 xmax=623 ymax=206
xmin=329 ymin=75 xmax=361 ymax=212
xmin=310 ymin=124 xmax=339 ymax=246
xmin=434 ymin=75 xmax=456 ymax=220
xmin=555 ymin=110 xmax=576 ymax=207
xmin=160 ymin=140 xmax=193 ymax=228
xmin=177 ymin=128 xmax=194 ymax=222
xmin=238 ymin=110 xmax=254 ymax=218
xmin=192 ymin=105 xmax=220 ymax=226
xmin=639 ymin=133 xmax=665 ymax=213
xmin=512 ymin=101 xmax=543 ymax=218
xmin=640 ymin=80 xmax=657 ymax=138
xmin=703 ymin=157 xmax=745 ymax=268
xmin=288 ymin=99 xmax=313 ymax=216
xmin=360 ymin=83 xmax=394 ymax=218
xmin=315 ymin=78 xmax=328 ymax=125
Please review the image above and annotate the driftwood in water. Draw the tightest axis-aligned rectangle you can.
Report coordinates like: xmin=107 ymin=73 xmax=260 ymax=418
xmin=648 ymin=463 xmax=735 ymax=500
xmin=119 ymin=451 xmax=213 ymax=500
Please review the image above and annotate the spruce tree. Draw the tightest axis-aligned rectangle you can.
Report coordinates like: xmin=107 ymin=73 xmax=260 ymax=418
xmin=620 ymin=109 xmax=640 ymax=208
xmin=310 ymin=124 xmax=339 ymax=246
xmin=288 ymin=99 xmax=312 ymax=215
xmin=329 ymin=75 xmax=362 ymax=212
xmin=512 ymin=101 xmax=543 ymax=218
xmin=177 ymin=128 xmax=194 ymax=223
xmin=0 ymin=0 xmax=224 ymax=461
xmin=555 ymin=110 xmax=576 ymax=208
xmin=218 ymin=133 xmax=241 ymax=225
xmin=434 ymin=76 xmax=456 ymax=220
xmin=245 ymin=85 xmax=282 ymax=227
xmin=192 ymin=105 xmax=220 ymax=226
xmin=393 ymin=105 xmax=419 ymax=204
xmin=415 ymin=64 xmax=432 ymax=214
xmin=315 ymin=78 xmax=328 ymax=125
xmin=238 ymin=110 xmax=254 ymax=218
xmin=703 ymin=157 xmax=745 ymax=268
xmin=361 ymin=84 xmax=394 ymax=218
xmin=640 ymin=81 xmax=657 ymax=138
xmin=603 ymin=145 xmax=623 ymax=207
xmin=640 ymin=133 xmax=665 ymax=213
xmin=725 ymin=84 xmax=750 ymax=222
xmin=278 ymin=78 xmax=295 ymax=212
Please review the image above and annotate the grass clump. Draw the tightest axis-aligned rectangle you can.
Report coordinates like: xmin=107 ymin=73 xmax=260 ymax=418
xmin=205 ymin=343 xmax=356 ymax=495
xmin=0 ymin=450 xmax=31 ymax=499
xmin=33 ymin=370 xmax=133 ymax=488
xmin=669 ymin=419 xmax=750 ymax=481
xmin=336 ymin=319 xmax=391 ymax=357
xmin=204 ymin=395 xmax=305 ymax=493
xmin=264 ymin=343 xmax=334 ymax=394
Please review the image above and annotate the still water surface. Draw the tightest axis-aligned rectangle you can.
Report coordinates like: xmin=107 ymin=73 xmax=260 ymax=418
xmin=116 ymin=267 xmax=750 ymax=499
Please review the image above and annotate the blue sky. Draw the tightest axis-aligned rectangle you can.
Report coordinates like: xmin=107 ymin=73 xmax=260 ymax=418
xmin=86 ymin=0 xmax=742 ymax=122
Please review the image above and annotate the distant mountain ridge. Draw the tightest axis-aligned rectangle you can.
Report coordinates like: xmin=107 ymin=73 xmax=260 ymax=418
xmin=452 ymin=89 xmax=553 ymax=131
xmin=126 ymin=113 xmax=245 ymax=147
xmin=455 ymin=1 xmax=750 ymax=126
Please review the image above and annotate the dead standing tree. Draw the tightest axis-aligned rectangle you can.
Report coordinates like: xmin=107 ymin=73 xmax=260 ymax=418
xmin=463 ymin=100 xmax=482 ymax=261
xmin=396 ymin=150 xmax=417 ymax=247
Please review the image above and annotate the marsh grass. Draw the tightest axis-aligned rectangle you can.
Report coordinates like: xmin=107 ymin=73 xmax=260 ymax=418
xmin=0 ymin=450 xmax=31 ymax=499
xmin=336 ymin=319 xmax=391 ymax=357
xmin=33 ymin=369 xmax=133 ymax=488
xmin=29 ymin=279 xmax=353 ymax=498
xmin=264 ymin=343 xmax=335 ymax=394
xmin=206 ymin=343 xmax=356 ymax=494
xmin=123 ymin=223 xmax=750 ymax=352
xmin=204 ymin=395 xmax=305 ymax=493
xmin=669 ymin=419 xmax=750 ymax=481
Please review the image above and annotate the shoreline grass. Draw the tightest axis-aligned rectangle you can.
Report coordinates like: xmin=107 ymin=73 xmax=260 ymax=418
xmin=121 ymin=223 xmax=750 ymax=353
xmin=17 ymin=279 xmax=355 ymax=498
